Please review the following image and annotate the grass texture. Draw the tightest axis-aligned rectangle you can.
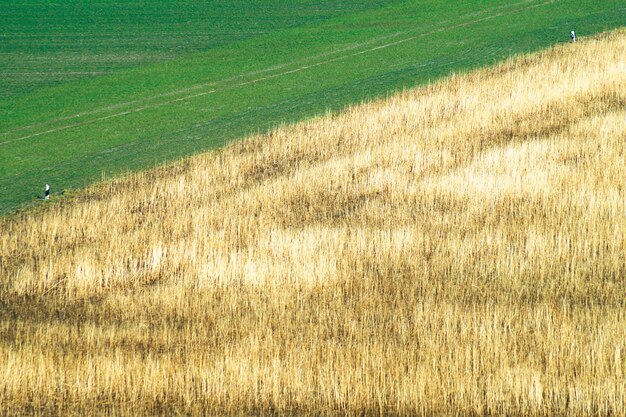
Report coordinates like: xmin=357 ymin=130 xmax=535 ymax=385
xmin=1 ymin=28 xmax=625 ymax=416
xmin=1 ymin=0 xmax=625 ymax=215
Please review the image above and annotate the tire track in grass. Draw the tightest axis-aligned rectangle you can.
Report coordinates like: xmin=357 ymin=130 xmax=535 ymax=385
xmin=0 ymin=0 xmax=544 ymax=141
xmin=0 ymin=32 xmax=408 ymax=138
xmin=0 ymin=0 xmax=558 ymax=148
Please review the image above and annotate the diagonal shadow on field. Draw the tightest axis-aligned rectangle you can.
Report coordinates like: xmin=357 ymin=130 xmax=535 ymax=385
xmin=438 ymin=91 xmax=626 ymax=175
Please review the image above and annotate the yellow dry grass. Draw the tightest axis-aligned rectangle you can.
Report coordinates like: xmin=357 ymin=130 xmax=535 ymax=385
xmin=1 ymin=29 xmax=625 ymax=416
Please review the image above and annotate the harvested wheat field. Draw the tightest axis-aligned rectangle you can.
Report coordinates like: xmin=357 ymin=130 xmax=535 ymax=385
xmin=1 ymin=29 xmax=625 ymax=416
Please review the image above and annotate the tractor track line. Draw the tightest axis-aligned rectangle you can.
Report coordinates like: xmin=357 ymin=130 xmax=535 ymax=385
xmin=0 ymin=0 xmax=541 ymax=138
xmin=0 ymin=0 xmax=540 ymax=140
xmin=0 ymin=32 xmax=408 ymax=138
xmin=0 ymin=0 xmax=557 ymax=148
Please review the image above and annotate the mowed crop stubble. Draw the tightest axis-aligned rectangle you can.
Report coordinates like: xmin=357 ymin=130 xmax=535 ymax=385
xmin=1 ymin=29 xmax=625 ymax=416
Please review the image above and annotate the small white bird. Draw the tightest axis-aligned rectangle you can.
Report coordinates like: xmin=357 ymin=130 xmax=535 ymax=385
xmin=570 ymin=30 xmax=576 ymax=42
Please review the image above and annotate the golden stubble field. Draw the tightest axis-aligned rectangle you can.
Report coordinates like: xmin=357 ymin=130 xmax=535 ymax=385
xmin=1 ymin=29 xmax=625 ymax=416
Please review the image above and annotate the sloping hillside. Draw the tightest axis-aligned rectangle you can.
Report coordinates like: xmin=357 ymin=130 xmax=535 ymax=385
xmin=3 ymin=0 xmax=624 ymax=215
xmin=1 ymin=29 xmax=625 ymax=416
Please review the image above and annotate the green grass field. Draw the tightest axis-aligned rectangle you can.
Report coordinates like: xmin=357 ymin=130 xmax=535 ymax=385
xmin=1 ymin=0 xmax=624 ymax=215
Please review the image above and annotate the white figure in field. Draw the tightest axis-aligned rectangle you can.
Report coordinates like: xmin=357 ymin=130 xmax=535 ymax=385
xmin=45 ymin=183 xmax=50 ymax=200
xmin=570 ymin=30 xmax=576 ymax=42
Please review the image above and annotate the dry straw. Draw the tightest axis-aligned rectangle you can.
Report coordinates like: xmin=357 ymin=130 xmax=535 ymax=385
xmin=1 ymin=29 xmax=625 ymax=416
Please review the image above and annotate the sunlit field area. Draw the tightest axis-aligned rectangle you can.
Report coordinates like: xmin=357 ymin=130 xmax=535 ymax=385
xmin=1 ymin=29 xmax=625 ymax=416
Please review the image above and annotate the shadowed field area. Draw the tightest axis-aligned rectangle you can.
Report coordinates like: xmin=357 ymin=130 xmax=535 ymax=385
xmin=1 ymin=29 xmax=625 ymax=416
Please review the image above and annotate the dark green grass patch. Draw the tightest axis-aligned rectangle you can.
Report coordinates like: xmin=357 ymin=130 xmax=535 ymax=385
xmin=0 ymin=0 xmax=624 ymax=215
